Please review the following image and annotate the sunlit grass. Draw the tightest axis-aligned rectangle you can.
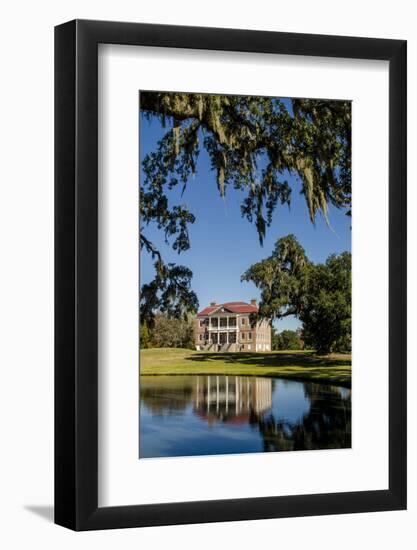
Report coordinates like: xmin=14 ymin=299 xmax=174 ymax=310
xmin=139 ymin=348 xmax=351 ymax=387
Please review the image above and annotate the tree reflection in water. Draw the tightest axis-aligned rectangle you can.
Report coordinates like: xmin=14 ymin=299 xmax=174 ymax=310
xmin=140 ymin=376 xmax=194 ymax=416
xmin=257 ymin=383 xmax=351 ymax=451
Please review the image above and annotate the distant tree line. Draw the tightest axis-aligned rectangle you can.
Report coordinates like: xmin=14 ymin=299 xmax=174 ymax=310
xmin=140 ymin=313 xmax=195 ymax=349
xmin=272 ymin=328 xmax=304 ymax=351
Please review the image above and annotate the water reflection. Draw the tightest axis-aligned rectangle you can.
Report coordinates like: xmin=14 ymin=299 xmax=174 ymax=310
xmin=139 ymin=375 xmax=351 ymax=458
xmin=193 ymin=376 xmax=272 ymax=425
xmin=258 ymin=383 xmax=351 ymax=452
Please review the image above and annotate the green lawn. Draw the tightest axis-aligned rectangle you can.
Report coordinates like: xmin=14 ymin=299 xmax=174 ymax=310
xmin=140 ymin=348 xmax=351 ymax=387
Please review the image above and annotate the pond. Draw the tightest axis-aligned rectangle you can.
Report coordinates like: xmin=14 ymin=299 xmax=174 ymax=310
xmin=139 ymin=375 xmax=351 ymax=458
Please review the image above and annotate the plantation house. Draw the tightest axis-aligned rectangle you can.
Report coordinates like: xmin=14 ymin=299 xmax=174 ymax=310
xmin=195 ymin=300 xmax=271 ymax=352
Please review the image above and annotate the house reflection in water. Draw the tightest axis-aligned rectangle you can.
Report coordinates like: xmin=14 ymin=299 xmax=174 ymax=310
xmin=193 ymin=376 xmax=272 ymax=425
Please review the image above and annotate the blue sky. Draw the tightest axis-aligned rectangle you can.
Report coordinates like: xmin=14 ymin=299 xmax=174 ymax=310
xmin=140 ymin=99 xmax=351 ymax=332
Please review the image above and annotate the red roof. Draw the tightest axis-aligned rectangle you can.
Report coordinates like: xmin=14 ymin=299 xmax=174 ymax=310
xmin=197 ymin=301 xmax=258 ymax=317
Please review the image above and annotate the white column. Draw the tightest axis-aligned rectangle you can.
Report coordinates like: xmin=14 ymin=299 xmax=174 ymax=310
xmin=207 ymin=375 xmax=210 ymax=412
xmin=247 ymin=378 xmax=250 ymax=408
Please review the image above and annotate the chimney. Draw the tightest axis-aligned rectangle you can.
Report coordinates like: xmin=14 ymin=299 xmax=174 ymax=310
xmin=250 ymin=299 xmax=257 ymax=305
xmin=210 ymin=301 xmax=217 ymax=307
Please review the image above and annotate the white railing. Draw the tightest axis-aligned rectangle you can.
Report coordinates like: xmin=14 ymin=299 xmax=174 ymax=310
xmin=208 ymin=325 xmax=237 ymax=330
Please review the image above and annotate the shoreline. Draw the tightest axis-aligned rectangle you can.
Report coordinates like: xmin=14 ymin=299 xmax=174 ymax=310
xmin=139 ymin=349 xmax=352 ymax=388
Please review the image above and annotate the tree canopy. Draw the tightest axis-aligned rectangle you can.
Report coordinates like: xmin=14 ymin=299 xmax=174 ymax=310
xmin=140 ymin=92 xmax=351 ymax=324
xmin=242 ymin=235 xmax=351 ymax=354
xmin=140 ymin=314 xmax=195 ymax=349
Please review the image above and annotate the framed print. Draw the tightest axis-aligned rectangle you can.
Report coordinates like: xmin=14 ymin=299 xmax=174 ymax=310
xmin=55 ymin=20 xmax=407 ymax=530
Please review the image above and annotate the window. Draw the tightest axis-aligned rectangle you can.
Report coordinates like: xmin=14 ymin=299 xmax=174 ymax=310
xmin=199 ymin=334 xmax=203 ymax=341
xmin=248 ymin=332 xmax=252 ymax=340
xmin=220 ymin=317 xmax=228 ymax=327
xmin=229 ymin=317 xmax=236 ymax=327
xmin=211 ymin=318 xmax=218 ymax=327
xmin=241 ymin=317 xmax=246 ymax=326
xmin=241 ymin=333 xmax=246 ymax=340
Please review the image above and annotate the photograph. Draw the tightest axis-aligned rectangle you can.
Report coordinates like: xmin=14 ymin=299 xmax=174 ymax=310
xmin=139 ymin=91 xmax=352 ymax=459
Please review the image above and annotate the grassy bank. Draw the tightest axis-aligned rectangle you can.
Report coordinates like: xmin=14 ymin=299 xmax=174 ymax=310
xmin=140 ymin=348 xmax=351 ymax=387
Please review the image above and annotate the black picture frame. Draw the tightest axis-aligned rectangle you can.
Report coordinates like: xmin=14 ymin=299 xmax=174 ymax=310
xmin=55 ymin=19 xmax=407 ymax=531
